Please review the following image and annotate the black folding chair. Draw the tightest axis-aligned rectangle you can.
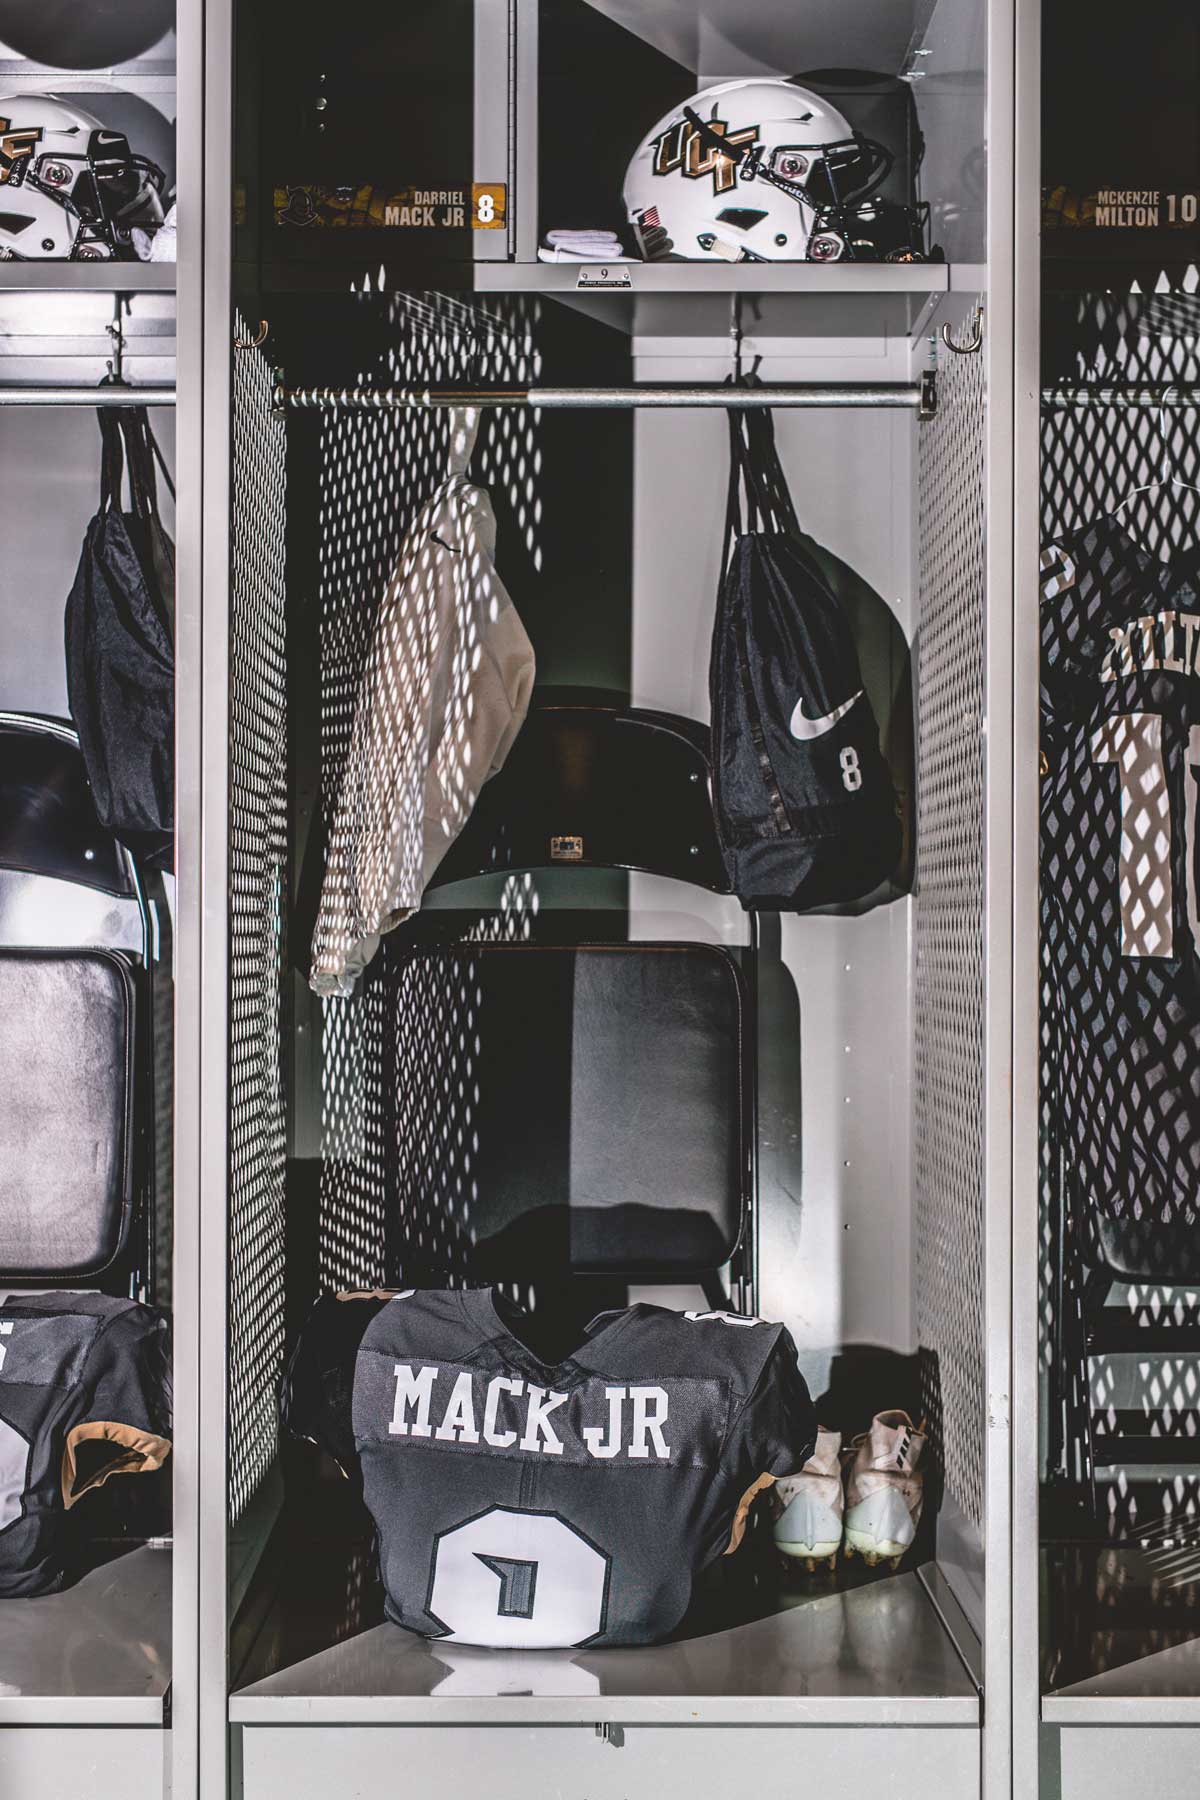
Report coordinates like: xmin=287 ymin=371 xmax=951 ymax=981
xmin=376 ymin=693 xmax=758 ymax=1332
xmin=0 ymin=713 xmax=163 ymax=1294
xmin=1045 ymin=951 xmax=1200 ymax=1504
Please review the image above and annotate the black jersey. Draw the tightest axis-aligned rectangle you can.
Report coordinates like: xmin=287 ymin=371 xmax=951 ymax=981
xmin=284 ymin=1287 xmax=815 ymax=1649
xmin=1041 ymin=515 xmax=1200 ymax=1279
xmin=0 ymin=1294 xmax=171 ymax=1597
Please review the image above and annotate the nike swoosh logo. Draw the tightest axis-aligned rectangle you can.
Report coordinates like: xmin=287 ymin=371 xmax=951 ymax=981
xmin=788 ymin=690 xmax=863 ymax=741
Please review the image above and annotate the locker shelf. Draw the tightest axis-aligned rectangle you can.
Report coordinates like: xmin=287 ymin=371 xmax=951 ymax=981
xmin=474 ymin=262 xmax=952 ymax=297
xmin=229 ymin=1571 xmax=977 ymax=1726
xmin=0 ymin=1545 xmax=170 ymax=1724
xmin=0 ymin=264 xmax=176 ymax=293
xmin=471 ymin=258 xmax=955 ymax=337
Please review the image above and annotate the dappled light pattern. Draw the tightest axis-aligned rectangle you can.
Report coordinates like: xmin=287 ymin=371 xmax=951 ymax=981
xmin=228 ymin=321 xmax=288 ymax=1522
xmin=315 ymin=294 xmax=543 ymax=1292
xmin=914 ymin=311 xmax=987 ymax=1537
xmin=1042 ymin=276 xmax=1200 ymax=1520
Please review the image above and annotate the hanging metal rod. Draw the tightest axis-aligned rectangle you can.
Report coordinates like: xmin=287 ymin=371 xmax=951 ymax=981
xmin=0 ymin=385 xmax=175 ymax=406
xmin=1042 ymin=385 xmax=1200 ymax=409
xmin=277 ymin=381 xmax=928 ymax=412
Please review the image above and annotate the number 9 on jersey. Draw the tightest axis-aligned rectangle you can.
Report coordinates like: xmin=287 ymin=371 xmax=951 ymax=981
xmin=428 ymin=1506 xmax=611 ymax=1648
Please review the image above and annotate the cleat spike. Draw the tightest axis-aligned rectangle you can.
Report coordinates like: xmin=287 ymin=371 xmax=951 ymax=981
xmin=804 ymin=1557 xmax=816 ymax=1573
xmin=843 ymin=1542 xmax=855 ymax=1559
xmin=889 ymin=1555 xmax=903 ymax=1571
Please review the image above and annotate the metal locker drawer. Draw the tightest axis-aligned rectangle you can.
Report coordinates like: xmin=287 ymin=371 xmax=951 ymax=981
xmin=1045 ymin=1724 xmax=1200 ymax=1800
xmin=237 ymin=1723 xmax=981 ymax=1800
xmin=0 ymin=1726 xmax=163 ymax=1795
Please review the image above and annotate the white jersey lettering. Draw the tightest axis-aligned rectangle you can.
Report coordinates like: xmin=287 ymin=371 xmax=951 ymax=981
xmin=628 ymin=1386 xmax=671 ymax=1460
xmin=582 ymin=1386 xmax=626 ymax=1459
xmin=482 ymin=1375 xmax=522 ymax=1448
xmin=520 ymin=1385 xmax=568 ymax=1455
xmin=389 ymin=1363 xmax=438 ymax=1438
xmin=435 ymin=1370 xmax=480 ymax=1444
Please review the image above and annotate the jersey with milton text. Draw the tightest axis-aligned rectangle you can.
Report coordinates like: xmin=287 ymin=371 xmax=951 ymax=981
xmin=283 ymin=1286 xmax=815 ymax=1649
xmin=1041 ymin=515 xmax=1200 ymax=1280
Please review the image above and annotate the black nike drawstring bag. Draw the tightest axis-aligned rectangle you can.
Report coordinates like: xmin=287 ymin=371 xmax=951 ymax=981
xmin=709 ymin=400 xmax=900 ymax=909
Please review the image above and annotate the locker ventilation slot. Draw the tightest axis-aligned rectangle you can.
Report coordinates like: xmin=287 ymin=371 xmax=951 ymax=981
xmin=914 ymin=307 xmax=988 ymax=1538
xmin=229 ymin=317 xmax=289 ymax=1523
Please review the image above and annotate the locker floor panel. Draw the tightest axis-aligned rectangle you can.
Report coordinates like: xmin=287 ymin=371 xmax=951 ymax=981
xmin=1046 ymin=1637 xmax=1200 ymax=1719
xmin=0 ymin=1545 xmax=170 ymax=1723
xmin=1042 ymin=1542 xmax=1200 ymax=1699
xmin=230 ymin=1570 xmax=977 ymax=1725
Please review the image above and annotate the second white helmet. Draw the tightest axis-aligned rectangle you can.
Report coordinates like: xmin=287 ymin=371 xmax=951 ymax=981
xmin=623 ymin=77 xmax=894 ymax=264
xmin=0 ymin=93 xmax=165 ymax=259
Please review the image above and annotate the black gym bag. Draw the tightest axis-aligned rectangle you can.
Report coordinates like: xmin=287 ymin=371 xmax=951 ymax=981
xmin=709 ymin=400 xmax=901 ymax=909
xmin=65 ymin=406 xmax=175 ymax=860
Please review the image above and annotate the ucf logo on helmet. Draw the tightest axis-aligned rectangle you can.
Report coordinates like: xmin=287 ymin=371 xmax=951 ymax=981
xmin=652 ymin=115 xmax=758 ymax=195
xmin=0 ymin=120 xmax=42 ymax=184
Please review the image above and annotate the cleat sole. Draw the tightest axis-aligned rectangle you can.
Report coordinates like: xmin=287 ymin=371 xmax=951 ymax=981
xmin=843 ymin=1528 xmax=912 ymax=1560
xmin=775 ymin=1537 xmax=842 ymax=1562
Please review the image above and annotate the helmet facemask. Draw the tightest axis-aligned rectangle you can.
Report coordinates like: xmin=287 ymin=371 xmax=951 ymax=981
xmin=0 ymin=131 xmax=163 ymax=258
xmin=683 ymin=105 xmax=893 ymax=263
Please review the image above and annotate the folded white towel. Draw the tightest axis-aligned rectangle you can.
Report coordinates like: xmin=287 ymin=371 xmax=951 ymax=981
xmin=133 ymin=202 xmax=177 ymax=264
xmin=546 ymin=228 xmax=624 ymax=247
xmin=537 ymin=244 xmax=635 ymax=263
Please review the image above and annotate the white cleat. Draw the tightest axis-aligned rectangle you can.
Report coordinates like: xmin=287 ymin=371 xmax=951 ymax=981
xmin=842 ymin=1411 xmax=926 ymax=1569
xmin=773 ymin=1428 xmax=843 ymax=1571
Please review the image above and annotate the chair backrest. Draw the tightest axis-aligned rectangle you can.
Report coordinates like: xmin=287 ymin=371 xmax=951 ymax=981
xmin=426 ymin=691 xmax=729 ymax=896
xmin=0 ymin=713 xmax=148 ymax=955
xmin=391 ymin=697 xmax=753 ymax=1292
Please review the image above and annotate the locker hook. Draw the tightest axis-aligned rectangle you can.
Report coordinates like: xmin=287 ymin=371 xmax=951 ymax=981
xmin=235 ymin=319 xmax=270 ymax=351
xmin=103 ymin=294 xmax=128 ymax=385
xmin=941 ymin=305 xmax=984 ymax=355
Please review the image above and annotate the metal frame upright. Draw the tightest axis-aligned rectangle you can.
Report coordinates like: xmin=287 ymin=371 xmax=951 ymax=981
xmin=185 ymin=1 xmax=1047 ymax=1794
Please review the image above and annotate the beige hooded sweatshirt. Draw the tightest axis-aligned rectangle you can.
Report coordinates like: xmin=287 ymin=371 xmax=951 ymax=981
xmin=309 ymin=410 xmax=535 ymax=997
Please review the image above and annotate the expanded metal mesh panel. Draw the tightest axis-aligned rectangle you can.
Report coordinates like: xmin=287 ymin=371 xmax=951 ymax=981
xmin=1040 ymin=280 xmax=1200 ymax=1530
xmin=151 ymin=950 xmax=173 ymax=1305
xmin=228 ymin=321 xmax=288 ymax=1522
xmin=314 ymin=295 xmax=541 ymax=1292
xmin=914 ymin=316 xmax=987 ymax=1537
xmin=1042 ymin=286 xmax=1200 ymax=553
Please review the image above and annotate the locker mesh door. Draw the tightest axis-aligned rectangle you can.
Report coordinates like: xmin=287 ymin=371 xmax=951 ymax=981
xmin=915 ymin=311 xmax=988 ymax=1539
xmin=228 ymin=321 xmax=288 ymax=1522
xmin=1040 ymin=283 xmax=1200 ymax=1530
xmin=311 ymin=294 xmax=539 ymax=1294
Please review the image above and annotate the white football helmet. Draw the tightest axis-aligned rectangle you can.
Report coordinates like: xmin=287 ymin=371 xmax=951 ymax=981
xmin=623 ymin=77 xmax=898 ymax=264
xmin=0 ymin=94 xmax=165 ymax=260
